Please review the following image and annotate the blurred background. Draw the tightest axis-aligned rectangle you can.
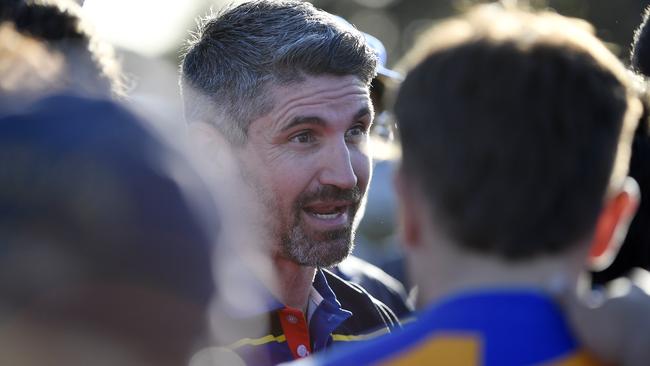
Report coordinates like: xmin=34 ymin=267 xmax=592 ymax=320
xmin=80 ymin=0 xmax=650 ymax=285
xmin=80 ymin=0 xmax=650 ymax=127
xmin=82 ymin=0 xmax=650 ymax=66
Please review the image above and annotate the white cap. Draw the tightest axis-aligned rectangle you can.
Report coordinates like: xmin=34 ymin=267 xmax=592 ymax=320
xmin=331 ymin=15 xmax=403 ymax=81
xmin=362 ymin=32 xmax=403 ymax=81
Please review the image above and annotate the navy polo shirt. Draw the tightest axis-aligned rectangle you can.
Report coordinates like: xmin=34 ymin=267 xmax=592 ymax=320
xmin=222 ymin=268 xmax=399 ymax=365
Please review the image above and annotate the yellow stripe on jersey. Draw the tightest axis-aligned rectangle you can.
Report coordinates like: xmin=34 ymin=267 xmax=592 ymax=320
xmin=540 ymin=350 xmax=605 ymax=366
xmin=229 ymin=334 xmax=287 ymax=349
xmin=379 ymin=334 xmax=480 ymax=366
xmin=332 ymin=327 xmax=390 ymax=342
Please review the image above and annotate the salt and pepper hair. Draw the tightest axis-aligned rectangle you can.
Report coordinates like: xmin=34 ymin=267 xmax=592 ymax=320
xmin=180 ymin=0 xmax=377 ymax=144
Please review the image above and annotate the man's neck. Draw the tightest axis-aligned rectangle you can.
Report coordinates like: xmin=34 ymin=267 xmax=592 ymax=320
xmin=272 ymin=255 xmax=317 ymax=313
xmin=411 ymin=238 xmax=588 ymax=309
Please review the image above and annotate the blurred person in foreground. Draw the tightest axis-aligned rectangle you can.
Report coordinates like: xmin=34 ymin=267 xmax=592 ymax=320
xmin=0 ymin=21 xmax=65 ymax=114
xmin=180 ymin=0 xmax=399 ymax=364
xmin=0 ymin=93 xmax=217 ymax=366
xmin=297 ymin=4 xmax=642 ymax=365
xmin=0 ymin=0 xmax=124 ymax=113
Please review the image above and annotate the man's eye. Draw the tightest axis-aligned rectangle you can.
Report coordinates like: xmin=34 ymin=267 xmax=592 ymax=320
xmin=289 ymin=132 xmax=314 ymax=143
xmin=345 ymin=125 xmax=368 ymax=142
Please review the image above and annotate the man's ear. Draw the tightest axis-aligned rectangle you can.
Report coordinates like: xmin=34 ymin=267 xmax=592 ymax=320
xmin=394 ymin=165 xmax=423 ymax=248
xmin=589 ymin=177 xmax=640 ymax=271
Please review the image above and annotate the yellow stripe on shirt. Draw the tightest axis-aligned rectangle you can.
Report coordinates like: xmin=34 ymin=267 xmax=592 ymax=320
xmin=229 ymin=325 xmax=392 ymax=349
xmin=332 ymin=327 xmax=390 ymax=342
xmin=541 ymin=350 xmax=605 ymax=366
xmin=229 ymin=334 xmax=287 ymax=349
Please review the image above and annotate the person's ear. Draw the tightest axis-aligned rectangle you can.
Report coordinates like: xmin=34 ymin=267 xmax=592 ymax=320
xmin=588 ymin=177 xmax=640 ymax=271
xmin=394 ymin=165 xmax=422 ymax=248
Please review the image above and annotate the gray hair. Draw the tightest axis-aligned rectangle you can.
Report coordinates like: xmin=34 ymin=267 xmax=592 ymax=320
xmin=180 ymin=0 xmax=377 ymax=144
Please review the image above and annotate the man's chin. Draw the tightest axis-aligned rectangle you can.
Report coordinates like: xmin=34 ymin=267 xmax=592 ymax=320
xmin=282 ymin=230 xmax=354 ymax=267
xmin=311 ymin=241 xmax=352 ymax=267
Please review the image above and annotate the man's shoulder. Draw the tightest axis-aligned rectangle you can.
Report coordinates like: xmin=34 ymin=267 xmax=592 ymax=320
xmin=322 ymin=268 xmax=400 ymax=333
xmin=333 ymin=256 xmax=413 ymax=318
xmin=322 ymin=268 xmax=389 ymax=310
xmin=335 ymin=256 xmax=407 ymax=297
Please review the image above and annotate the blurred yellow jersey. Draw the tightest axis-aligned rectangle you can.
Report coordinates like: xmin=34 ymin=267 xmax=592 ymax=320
xmin=299 ymin=289 xmax=603 ymax=366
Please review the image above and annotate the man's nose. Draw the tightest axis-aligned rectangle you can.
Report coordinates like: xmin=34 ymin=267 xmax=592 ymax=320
xmin=318 ymin=140 xmax=358 ymax=189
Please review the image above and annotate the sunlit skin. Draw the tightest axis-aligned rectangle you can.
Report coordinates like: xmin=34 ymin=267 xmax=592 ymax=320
xmin=235 ymin=74 xmax=373 ymax=310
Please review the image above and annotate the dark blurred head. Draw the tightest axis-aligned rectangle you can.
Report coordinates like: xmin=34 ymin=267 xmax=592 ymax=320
xmin=180 ymin=0 xmax=377 ymax=144
xmin=0 ymin=22 xmax=66 ymax=115
xmin=592 ymin=16 xmax=650 ymax=281
xmin=0 ymin=95 xmax=217 ymax=365
xmin=0 ymin=0 xmax=124 ymax=98
xmin=631 ymin=6 xmax=650 ymax=76
xmin=592 ymin=93 xmax=650 ymax=283
xmin=395 ymin=5 xmax=639 ymax=260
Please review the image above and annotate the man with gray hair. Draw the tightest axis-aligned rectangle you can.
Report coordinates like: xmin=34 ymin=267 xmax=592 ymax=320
xmin=180 ymin=1 xmax=398 ymax=364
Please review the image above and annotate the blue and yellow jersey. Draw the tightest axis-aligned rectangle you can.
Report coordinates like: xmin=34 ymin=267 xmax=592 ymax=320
xmin=301 ymin=289 xmax=601 ymax=366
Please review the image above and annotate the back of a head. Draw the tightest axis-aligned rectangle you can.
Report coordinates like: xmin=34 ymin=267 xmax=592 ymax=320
xmin=591 ymin=9 xmax=650 ymax=282
xmin=0 ymin=95 xmax=216 ymax=365
xmin=395 ymin=5 xmax=639 ymax=260
xmin=632 ymin=6 xmax=650 ymax=76
xmin=0 ymin=0 xmax=124 ymax=98
xmin=180 ymin=0 xmax=377 ymax=144
xmin=0 ymin=22 xmax=66 ymax=115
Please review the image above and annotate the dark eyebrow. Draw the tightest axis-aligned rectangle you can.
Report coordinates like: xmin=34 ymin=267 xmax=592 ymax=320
xmin=280 ymin=107 xmax=372 ymax=132
xmin=280 ymin=116 xmax=326 ymax=132
xmin=354 ymin=107 xmax=371 ymax=122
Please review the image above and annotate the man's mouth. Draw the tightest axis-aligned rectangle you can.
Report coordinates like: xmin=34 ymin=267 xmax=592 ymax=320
xmin=304 ymin=203 xmax=349 ymax=220
xmin=300 ymin=201 xmax=357 ymax=230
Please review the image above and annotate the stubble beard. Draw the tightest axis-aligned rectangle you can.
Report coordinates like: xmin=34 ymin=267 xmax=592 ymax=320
xmin=279 ymin=186 xmax=362 ymax=267
xmin=281 ymin=218 xmax=355 ymax=268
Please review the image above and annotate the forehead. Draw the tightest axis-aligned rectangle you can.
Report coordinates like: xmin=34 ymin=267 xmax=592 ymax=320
xmin=264 ymin=75 xmax=371 ymax=127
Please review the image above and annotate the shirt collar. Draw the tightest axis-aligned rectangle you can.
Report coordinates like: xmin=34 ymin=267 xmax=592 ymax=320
xmin=219 ymin=266 xmax=351 ymax=321
xmin=308 ymin=269 xmax=353 ymax=351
